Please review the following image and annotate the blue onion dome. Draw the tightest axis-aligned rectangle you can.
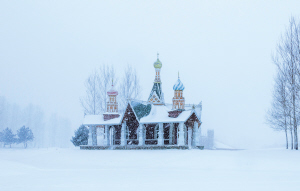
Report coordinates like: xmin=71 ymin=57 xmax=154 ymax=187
xmin=173 ymin=78 xmax=185 ymax=91
xmin=153 ymin=58 xmax=162 ymax=69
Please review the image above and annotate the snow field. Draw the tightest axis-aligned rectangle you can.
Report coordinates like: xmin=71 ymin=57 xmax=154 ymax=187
xmin=0 ymin=148 xmax=300 ymax=191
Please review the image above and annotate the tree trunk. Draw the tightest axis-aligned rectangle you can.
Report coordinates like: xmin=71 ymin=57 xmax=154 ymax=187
xmin=293 ymin=94 xmax=298 ymax=150
xmin=285 ymin=128 xmax=288 ymax=149
xmin=294 ymin=124 xmax=298 ymax=150
xmin=290 ymin=128 xmax=294 ymax=150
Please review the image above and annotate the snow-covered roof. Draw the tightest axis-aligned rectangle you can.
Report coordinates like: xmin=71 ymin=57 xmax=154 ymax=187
xmin=139 ymin=105 xmax=195 ymax=124
xmin=83 ymin=114 xmax=122 ymax=126
xmin=83 ymin=100 xmax=202 ymax=126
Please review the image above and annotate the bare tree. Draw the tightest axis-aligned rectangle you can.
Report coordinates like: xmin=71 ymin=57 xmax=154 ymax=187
xmin=271 ymin=16 xmax=300 ymax=150
xmin=80 ymin=70 xmax=100 ymax=115
xmin=98 ymin=65 xmax=117 ymax=113
xmin=81 ymin=65 xmax=117 ymax=114
xmin=81 ymin=64 xmax=140 ymax=114
xmin=119 ymin=65 xmax=141 ymax=111
xmin=266 ymin=73 xmax=289 ymax=149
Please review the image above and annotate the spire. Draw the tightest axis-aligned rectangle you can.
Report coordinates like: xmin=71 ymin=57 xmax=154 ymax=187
xmin=148 ymin=54 xmax=164 ymax=105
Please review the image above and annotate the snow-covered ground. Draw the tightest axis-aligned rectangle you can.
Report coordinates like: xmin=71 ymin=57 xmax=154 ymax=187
xmin=0 ymin=148 xmax=299 ymax=191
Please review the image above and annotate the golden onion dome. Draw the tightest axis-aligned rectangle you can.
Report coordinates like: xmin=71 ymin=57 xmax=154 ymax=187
xmin=153 ymin=58 xmax=162 ymax=69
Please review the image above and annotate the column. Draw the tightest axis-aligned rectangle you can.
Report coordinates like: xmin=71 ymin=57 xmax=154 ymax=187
xmin=88 ymin=126 xmax=92 ymax=146
xmin=154 ymin=124 xmax=158 ymax=141
xmin=184 ymin=125 xmax=187 ymax=145
xmin=158 ymin=123 xmax=164 ymax=146
xmin=104 ymin=125 xmax=110 ymax=146
xmin=121 ymin=122 xmax=126 ymax=146
xmin=193 ymin=122 xmax=199 ymax=147
xmin=110 ymin=127 xmax=114 ymax=146
xmin=97 ymin=127 xmax=104 ymax=146
xmin=169 ymin=123 xmax=173 ymax=145
xmin=188 ymin=126 xmax=192 ymax=149
xmin=138 ymin=123 xmax=144 ymax=146
xmin=178 ymin=122 xmax=185 ymax=146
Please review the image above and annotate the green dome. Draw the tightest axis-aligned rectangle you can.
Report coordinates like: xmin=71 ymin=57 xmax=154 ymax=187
xmin=153 ymin=58 xmax=162 ymax=69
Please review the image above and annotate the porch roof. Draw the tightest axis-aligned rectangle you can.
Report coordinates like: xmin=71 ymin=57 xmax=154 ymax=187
xmin=139 ymin=105 xmax=194 ymax=124
xmin=83 ymin=114 xmax=122 ymax=126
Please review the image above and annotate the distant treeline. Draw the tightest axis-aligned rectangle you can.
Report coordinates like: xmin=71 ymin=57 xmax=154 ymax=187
xmin=0 ymin=96 xmax=73 ymax=148
xmin=0 ymin=126 xmax=34 ymax=148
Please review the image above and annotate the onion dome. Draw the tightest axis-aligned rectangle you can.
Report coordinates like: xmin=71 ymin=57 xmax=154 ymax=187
xmin=173 ymin=78 xmax=185 ymax=91
xmin=153 ymin=58 xmax=162 ymax=69
xmin=153 ymin=53 xmax=162 ymax=69
xmin=107 ymin=84 xmax=118 ymax=96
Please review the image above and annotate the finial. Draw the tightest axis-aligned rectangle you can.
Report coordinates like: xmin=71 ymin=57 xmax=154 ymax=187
xmin=112 ymin=79 xmax=114 ymax=86
xmin=157 ymin=52 xmax=159 ymax=59
xmin=178 ymin=71 xmax=180 ymax=79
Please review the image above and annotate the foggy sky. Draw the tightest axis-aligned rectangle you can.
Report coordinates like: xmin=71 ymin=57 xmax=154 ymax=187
xmin=1 ymin=1 xmax=300 ymax=148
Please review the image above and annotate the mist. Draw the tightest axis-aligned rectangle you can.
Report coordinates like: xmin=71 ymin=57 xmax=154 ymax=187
xmin=1 ymin=1 xmax=300 ymax=149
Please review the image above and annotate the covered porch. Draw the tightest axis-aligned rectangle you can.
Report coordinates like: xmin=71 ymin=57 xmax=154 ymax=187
xmin=83 ymin=113 xmax=202 ymax=150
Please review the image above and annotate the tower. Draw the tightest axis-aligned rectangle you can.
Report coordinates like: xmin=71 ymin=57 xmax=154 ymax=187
xmin=107 ymin=81 xmax=118 ymax=113
xmin=148 ymin=53 xmax=164 ymax=105
xmin=172 ymin=74 xmax=185 ymax=110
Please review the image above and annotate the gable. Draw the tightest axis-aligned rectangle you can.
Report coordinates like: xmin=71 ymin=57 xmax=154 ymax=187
xmin=148 ymin=91 xmax=163 ymax=105
xmin=122 ymin=103 xmax=139 ymax=124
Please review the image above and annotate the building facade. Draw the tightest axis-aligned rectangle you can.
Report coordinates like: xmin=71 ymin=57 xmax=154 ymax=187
xmin=81 ymin=55 xmax=205 ymax=150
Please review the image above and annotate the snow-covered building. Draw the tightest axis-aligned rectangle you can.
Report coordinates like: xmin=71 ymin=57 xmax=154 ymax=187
xmin=81 ymin=55 xmax=206 ymax=150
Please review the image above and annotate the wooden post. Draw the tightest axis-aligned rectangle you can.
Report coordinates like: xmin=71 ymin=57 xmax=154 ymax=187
xmin=138 ymin=123 xmax=144 ymax=146
xmin=193 ymin=121 xmax=199 ymax=147
xmin=178 ymin=122 xmax=184 ymax=146
xmin=188 ymin=126 xmax=192 ymax=149
xmin=121 ymin=122 xmax=126 ymax=146
xmin=169 ymin=123 xmax=173 ymax=145
xmin=88 ymin=126 xmax=92 ymax=146
xmin=104 ymin=125 xmax=109 ymax=146
xmin=158 ymin=123 xmax=163 ymax=146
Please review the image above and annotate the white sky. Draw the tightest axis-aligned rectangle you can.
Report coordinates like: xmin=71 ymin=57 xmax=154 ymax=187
xmin=1 ymin=1 xmax=300 ymax=149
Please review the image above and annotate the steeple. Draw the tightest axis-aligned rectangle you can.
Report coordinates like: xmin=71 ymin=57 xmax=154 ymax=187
xmin=172 ymin=75 xmax=185 ymax=110
xmin=106 ymin=80 xmax=118 ymax=113
xmin=148 ymin=54 xmax=164 ymax=105
xmin=153 ymin=53 xmax=162 ymax=83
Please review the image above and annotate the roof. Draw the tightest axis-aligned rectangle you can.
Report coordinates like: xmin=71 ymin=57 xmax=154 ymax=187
xmin=139 ymin=105 xmax=195 ymax=124
xmin=153 ymin=58 xmax=162 ymax=69
xmin=107 ymin=84 xmax=118 ymax=96
xmin=83 ymin=114 xmax=122 ymax=126
xmin=148 ymin=82 xmax=163 ymax=102
xmin=83 ymin=100 xmax=202 ymax=126
xmin=173 ymin=78 xmax=185 ymax=91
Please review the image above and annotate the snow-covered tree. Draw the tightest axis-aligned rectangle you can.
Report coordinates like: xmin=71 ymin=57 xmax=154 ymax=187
xmin=70 ymin=125 xmax=89 ymax=146
xmin=17 ymin=126 xmax=34 ymax=148
xmin=2 ymin=128 xmax=16 ymax=148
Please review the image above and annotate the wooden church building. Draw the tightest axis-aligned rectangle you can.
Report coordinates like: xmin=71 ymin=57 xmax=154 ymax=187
xmin=81 ymin=55 xmax=203 ymax=150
